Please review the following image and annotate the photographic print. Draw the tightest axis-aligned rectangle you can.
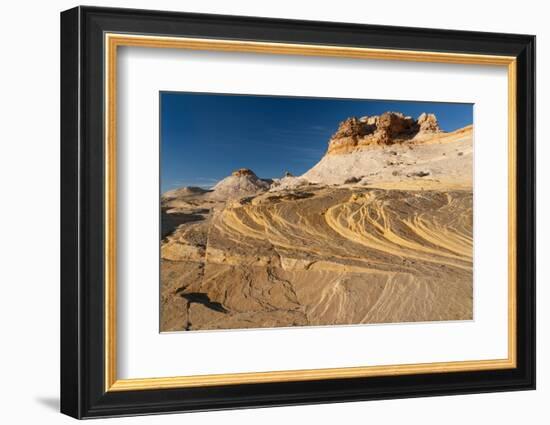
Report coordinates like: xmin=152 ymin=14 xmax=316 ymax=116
xmin=61 ymin=9 xmax=535 ymax=416
xmin=160 ymin=93 xmax=473 ymax=332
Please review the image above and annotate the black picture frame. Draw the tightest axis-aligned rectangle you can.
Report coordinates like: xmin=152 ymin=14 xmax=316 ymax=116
xmin=60 ymin=5 xmax=535 ymax=419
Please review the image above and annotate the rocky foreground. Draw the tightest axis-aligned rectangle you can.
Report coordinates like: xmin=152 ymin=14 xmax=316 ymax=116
xmin=161 ymin=112 xmax=473 ymax=331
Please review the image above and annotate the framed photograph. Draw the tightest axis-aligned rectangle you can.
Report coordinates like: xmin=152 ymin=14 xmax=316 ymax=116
xmin=60 ymin=6 xmax=535 ymax=419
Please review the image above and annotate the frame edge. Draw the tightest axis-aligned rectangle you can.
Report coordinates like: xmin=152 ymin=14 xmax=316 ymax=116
xmin=60 ymin=6 xmax=83 ymax=420
xmin=515 ymin=34 xmax=536 ymax=391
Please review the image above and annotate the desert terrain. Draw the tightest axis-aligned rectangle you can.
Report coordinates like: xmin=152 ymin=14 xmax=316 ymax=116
xmin=160 ymin=112 xmax=473 ymax=331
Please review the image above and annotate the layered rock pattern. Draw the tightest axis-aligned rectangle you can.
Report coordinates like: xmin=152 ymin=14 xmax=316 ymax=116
xmin=161 ymin=187 xmax=472 ymax=331
xmin=160 ymin=111 xmax=473 ymax=332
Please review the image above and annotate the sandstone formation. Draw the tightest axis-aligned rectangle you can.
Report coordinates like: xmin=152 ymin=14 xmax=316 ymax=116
xmin=327 ymin=112 xmax=441 ymax=155
xmin=208 ymin=168 xmax=270 ymax=200
xmin=160 ymin=111 xmax=473 ymax=332
xmin=303 ymin=124 xmax=472 ymax=187
xmin=162 ymin=186 xmax=208 ymax=200
xmin=231 ymin=168 xmax=256 ymax=177
xmin=417 ymin=112 xmax=441 ymax=133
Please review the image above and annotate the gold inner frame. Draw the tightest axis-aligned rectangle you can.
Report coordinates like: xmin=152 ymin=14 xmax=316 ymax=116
xmin=104 ymin=33 xmax=517 ymax=392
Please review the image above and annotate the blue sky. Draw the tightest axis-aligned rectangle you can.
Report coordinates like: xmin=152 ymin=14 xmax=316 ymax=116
xmin=160 ymin=92 xmax=473 ymax=192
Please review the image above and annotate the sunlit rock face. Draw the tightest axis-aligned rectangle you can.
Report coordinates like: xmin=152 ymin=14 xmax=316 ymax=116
xmin=160 ymin=111 xmax=473 ymax=332
xmin=304 ymin=122 xmax=472 ymax=187
xmin=327 ymin=112 xmax=442 ymax=155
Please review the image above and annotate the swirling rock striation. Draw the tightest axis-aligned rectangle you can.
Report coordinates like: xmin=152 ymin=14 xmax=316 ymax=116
xmin=160 ymin=111 xmax=473 ymax=332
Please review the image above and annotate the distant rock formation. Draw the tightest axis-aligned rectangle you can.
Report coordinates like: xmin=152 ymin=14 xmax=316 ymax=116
xmin=209 ymin=168 xmax=270 ymax=200
xmin=161 ymin=111 xmax=469 ymax=200
xmin=327 ymin=112 xmax=442 ymax=155
xmin=232 ymin=168 xmax=256 ymax=177
xmin=161 ymin=186 xmax=208 ymax=201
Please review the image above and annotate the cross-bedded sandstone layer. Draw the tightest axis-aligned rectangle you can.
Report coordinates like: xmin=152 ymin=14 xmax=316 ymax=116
xmin=160 ymin=112 xmax=473 ymax=332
